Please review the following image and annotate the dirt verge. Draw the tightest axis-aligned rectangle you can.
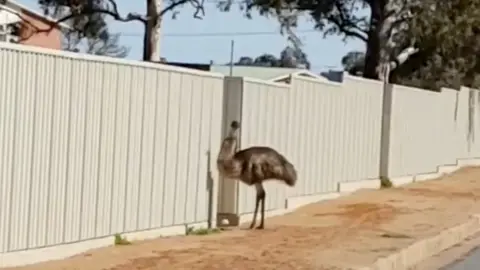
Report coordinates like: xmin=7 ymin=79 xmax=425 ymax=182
xmin=5 ymin=167 xmax=480 ymax=270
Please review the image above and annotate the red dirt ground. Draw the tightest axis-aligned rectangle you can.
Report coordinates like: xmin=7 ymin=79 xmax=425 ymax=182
xmin=5 ymin=167 xmax=480 ymax=270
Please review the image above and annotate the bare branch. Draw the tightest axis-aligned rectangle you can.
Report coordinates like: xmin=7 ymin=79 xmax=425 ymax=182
xmin=36 ymin=0 xmax=206 ymax=34
xmin=329 ymin=2 xmax=368 ymax=41
xmin=190 ymin=0 xmax=206 ymax=19
xmin=326 ymin=15 xmax=368 ymax=42
xmin=161 ymin=0 xmax=205 ymax=19
xmin=105 ymin=0 xmax=147 ymax=21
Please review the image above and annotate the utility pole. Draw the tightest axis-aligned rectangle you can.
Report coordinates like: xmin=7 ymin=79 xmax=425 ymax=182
xmin=229 ymin=40 xmax=234 ymax=76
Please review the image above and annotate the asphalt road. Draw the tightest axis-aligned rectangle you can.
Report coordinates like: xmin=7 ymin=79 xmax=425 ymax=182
xmin=444 ymin=247 xmax=480 ymax=270
xmin=412 ymin=232 xmax=480 ymax=270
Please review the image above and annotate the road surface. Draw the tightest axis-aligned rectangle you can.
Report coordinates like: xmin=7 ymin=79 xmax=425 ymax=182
xmin=444 ymin=247 xmax=480 ymax=270
xmin=413 ymin=232 xmax=480 ymax=270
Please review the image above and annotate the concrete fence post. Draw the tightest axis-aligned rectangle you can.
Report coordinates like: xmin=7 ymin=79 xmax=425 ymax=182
xmin=379 ymin=83 xmax=394 ymax=179
xmin=216 ymin=76 xmax=244 ymax=226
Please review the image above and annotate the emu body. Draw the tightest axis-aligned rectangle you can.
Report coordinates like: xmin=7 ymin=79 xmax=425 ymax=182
xmin=217 ymin=121 xmax=297 ymax=229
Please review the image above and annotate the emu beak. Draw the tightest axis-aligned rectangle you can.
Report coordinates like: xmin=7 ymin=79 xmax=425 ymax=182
xmin=230 ymin=120 xmax=240 ymax=129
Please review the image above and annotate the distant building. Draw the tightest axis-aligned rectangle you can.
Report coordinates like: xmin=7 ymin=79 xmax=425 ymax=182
xmin=0 ymin=0 xmax=69 ymax=50
xmin=320 ymin=70 xmax=344 ymax=82
xmin=163 ymin=61 xmax=331 ymax=83
xmin=210 ymin=65 xmax=304 ymax=80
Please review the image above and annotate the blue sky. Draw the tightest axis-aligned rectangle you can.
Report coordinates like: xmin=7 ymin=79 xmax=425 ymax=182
xmin=20 ymin=0 xmax=366 ymax=72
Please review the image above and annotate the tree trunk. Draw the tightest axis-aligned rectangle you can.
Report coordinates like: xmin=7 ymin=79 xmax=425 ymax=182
xmin=363 ymin=1 xmax=383 ymax=80
xmin=364 ymin=0 xmax=414 ymax=81
xmin=143 ymin=0 xmax=162 ymax=61
xmin=363 ymin=28 xmax=381 ymax=79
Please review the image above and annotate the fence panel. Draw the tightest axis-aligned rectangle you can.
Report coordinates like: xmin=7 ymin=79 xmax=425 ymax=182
xmin=0 ymin=43 xmax=223 ymax=253
xmin=288 ymin=75 xmax=384 ymax=197
xmin=387 ymin=85 xmax=480 ymax=177
xmin=6 ymin=41 xmax=480 ymax=259
xmin=236 ymin=78 xmax=290 ymax=215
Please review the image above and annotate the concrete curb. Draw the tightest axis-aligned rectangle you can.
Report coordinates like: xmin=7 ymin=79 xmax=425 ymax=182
xmin=356 ymin=214 xmax=480 ymax=270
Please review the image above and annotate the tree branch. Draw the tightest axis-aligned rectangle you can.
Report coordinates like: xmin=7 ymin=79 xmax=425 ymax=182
xmin=34 ymin=4 xmax=146 ymax=35
xmin=35 ymin=0 xmax=205 ymax=35
xmin=162 ymin=0 xmax=205 ymax=18
xmin=329 ymin=2 xmax=368 ymax=41
xmin=272 ymin=1 xmax=369 ymax=42
xmin=327 ymin=15 xmax=368 ymax=41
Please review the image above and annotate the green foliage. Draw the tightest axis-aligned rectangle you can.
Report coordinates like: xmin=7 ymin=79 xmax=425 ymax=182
xmin=218 ymin=0 xmax=413 ymax=79
xmin=37 ymin=0 xmax=205 ymax=60
xmin=63 ymin=29 xmax=130 ymax=58
xmin=38 ymin=0 xmax=129 ymax=57
xmin=380 ymin=176 xmax=393 ymax=189
xmin=219 ymin=0 xmax=369 ymax=41
xmin=392 ymin=0 xmax=480 ymax=90
xmin=185 ymin=226 xmax=222 ymax=236
xmin=236 ymin=46 xmax=311 ymax=69
xmin=39 ymin=0 xmax=108 ymax=38
xmin=113 ymin=233 xmax=131 ymax=245
xmin=338 ymin=0 xmax=480 ymax=90
xmin=341 ymin=51 xmax=365 ymax=75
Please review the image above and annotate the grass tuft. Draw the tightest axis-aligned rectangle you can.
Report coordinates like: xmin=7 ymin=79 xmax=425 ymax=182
xmin=114 ymin=233 xmax=131 ymax=245
xmin=186 ymin=226 xmax=222 ymax=236
xmin=380 ymin=176 xmax=393 ymax=188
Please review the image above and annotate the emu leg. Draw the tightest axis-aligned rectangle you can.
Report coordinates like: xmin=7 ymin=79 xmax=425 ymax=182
xmin=257 ymin=190 xmax=266 ymax=229
xmin=249 ymin=182 xmax=264 ymax=229
xmin=249 ymin=193 xmax=261 ymax=229
xmin=255 ymin=183 xmax=266 ymax=230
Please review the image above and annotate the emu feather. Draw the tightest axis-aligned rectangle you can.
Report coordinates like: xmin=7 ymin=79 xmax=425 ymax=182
xmin=217 ymin=120 xmax=297 ymax=229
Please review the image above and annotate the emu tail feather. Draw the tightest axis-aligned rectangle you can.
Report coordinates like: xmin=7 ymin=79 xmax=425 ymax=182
xmin=283 ymin=161 xmax=297 ymax=187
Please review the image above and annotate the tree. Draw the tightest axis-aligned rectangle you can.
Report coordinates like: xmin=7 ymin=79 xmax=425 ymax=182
xmin=63 ymin=29 xmax=129 ymax=57
xmin=38 ymin=0 xmax=206 ymax=61
xmin=235 ymin=45 xmax=310 ymax=69
xmin=341 ymin=50 xmax=364 ymax=76
xmin=252 ymin=53 xmax=279 ymax=66
xmin=236 ymin=56 xmax=254 ymax=65
xmin=391 ymin=0 xmax=480 ymax=90
xmin=280 ymin=46 xmax=310 ymax=69
xmin=336 ymin=0 xmax=480 ymax=90
xmin=219 ymin=0 xmax=415 ymax=80
xmin=60 ymin=9 xmax=129 ymax=58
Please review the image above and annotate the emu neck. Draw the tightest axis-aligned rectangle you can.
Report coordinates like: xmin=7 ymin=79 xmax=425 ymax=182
xmin=217 ymin=136 xmax=240 ymax=178
xmin=217 ymin=149 xmax=235 ymax=161
xmin=217 ymin=158 xmax=241 ymax=179
xmin=217 ymin=136 xmax=237 ymax=161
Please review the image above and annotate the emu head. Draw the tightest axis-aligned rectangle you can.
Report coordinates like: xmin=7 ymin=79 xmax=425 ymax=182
xmin=229 ymin=120 xmax=240 ymax=137
xmin=218 ymin=120 xmax=241 ymax=159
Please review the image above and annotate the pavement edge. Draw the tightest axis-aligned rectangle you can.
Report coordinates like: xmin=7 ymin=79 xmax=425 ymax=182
xmin=357 ymin=214 xmax=480 ymax=270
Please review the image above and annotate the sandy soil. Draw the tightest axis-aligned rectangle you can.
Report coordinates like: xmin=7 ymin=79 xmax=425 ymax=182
xmin=5 ymin=167 xmax=480 ymax=270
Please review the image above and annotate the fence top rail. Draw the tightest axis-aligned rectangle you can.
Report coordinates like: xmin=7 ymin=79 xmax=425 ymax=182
xmin=291 ymin=73 xmax=343 ymax=88
xmin=343 ymin=73 xmax=384 ymax=86
xmin=392 ymin=83 xmax=445 ymax=96
xmin=241 ymin=76 xmax=291 ymax=89
xmin=460 ymin=86 xmax=480 ymax=92
xmin=268 ymin=70 xmax=326 ymax=82
xmin=0 ymin=42 xmax=225 ymax=79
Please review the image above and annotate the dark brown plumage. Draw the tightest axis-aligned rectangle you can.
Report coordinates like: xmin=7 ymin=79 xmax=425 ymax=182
xmin=217 ymin=120 xmax=297 ymax=229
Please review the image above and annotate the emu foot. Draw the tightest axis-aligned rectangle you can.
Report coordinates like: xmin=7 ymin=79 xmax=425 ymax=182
xmin=249 ymin=223 xmax=255 ymax=229
xmin=255 ymin=225 xmax=264 ymax=230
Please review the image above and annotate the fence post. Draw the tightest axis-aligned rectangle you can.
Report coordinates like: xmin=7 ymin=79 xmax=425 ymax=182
xmin=379 ymin=83 xmax=394 ymax=179
xmin=216 ymin=76 xmax=244 ymax=227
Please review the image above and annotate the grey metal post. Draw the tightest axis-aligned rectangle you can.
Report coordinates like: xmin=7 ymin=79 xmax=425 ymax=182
xmin=379 ymin=82 xmax=393 ymax=178
xmin=216 ymin=76 xmax=244 ymax=227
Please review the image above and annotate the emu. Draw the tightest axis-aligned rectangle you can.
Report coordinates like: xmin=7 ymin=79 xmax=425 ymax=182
xmin=217 ymin=120 xmax=298 ymax=229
